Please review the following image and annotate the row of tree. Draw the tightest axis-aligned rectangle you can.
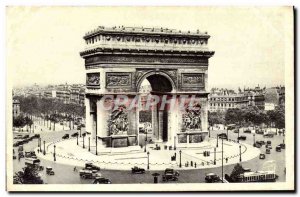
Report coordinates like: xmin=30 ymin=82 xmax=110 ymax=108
xmin=13 ymin=96 xmax=85 ymax=131
xmin=208 ymin=105 xmax=285 ymax=129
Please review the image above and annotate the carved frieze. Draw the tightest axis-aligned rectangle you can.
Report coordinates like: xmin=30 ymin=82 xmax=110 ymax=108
xmin=106 ymin=72 xmax=132 ymax=88
xmin=86 ymin=72 xmax=100 ymax=88
xmin=181 ymin=73 xmax=204 ymax=88
xmin=108 ymin=105 xmax=129 ymax=136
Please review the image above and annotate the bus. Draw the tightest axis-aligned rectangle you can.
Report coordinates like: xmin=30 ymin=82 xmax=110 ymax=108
xmin=237 ymin=171 xmax=277 ymax=182
xmin=25 ymin=158 xmax=41 ymax=166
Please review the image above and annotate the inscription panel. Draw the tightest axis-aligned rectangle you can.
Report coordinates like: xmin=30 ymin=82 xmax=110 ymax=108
xmin=106 ymin=72 xmax=132 ymax=88
xmin=86 ymin=72 xmax=100 ymax=88
xmin=181 ymin=73 xmax=204 ymax=88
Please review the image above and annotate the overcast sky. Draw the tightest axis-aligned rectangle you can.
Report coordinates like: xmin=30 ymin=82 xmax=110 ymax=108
xmin=7 ymin=7 xmax=291 ymax=90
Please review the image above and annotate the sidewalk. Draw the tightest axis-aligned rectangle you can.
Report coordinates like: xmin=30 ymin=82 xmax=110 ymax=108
xmin=36 ymin=137 xmax=260 ymax=171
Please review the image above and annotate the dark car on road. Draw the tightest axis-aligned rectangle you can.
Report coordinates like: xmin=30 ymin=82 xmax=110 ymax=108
xmin=71 ymin=132 xmax=79 ymax=137
xmin=131 ymin=166 xmax=145 ymax=174
xmin=238 ymin=136 xmax=246 ymax=141
xmin=162 ymin=168 xmax=179 ymax=182
xmin=255 ymin=129 xmax=264 ymax=134
xmin=93 ymin=177 xmax=112 ymax=184
xmin=264 ymin=133 xmax=274 ymax=138
xmin=62 ymin=134 xmax=69 ymax=139
xmin=266 ymin=149 xmax=271 ymax=154
xmin=276 ymin=145 xmax=281 ymax=152
xmin=244 ymin=129 xmax=251 ymax=134
xmin=85 ymin=163 xmax=101 ymax=171
xmin=259 ymin=153 xmax=266 ymax=159
xmin=205 ymin=173 xmax=221 ymax=183
xmin=218 ymin=133 xmax=227 ymax=140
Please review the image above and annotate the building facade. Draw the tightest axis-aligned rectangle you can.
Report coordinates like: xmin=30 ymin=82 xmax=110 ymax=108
xmin=80 ymin=26 xmax=214 ymax=148
xmin=13 ymin=99 xmax=20 ymax=118
xmin=208 ymin=88 xmax=248 ymax=112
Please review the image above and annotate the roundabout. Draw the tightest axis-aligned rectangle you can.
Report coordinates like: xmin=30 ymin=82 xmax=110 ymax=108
xmin=36 ymin=136 xmax=261 ymax=171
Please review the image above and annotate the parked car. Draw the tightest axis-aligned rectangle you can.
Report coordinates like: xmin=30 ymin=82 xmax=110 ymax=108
xmin=85 ymin=163 xmax=101 ymax=171
xmin=266 ymin=144 xmax=272 ymax=149
xmin=93 ymin=177 xmax=112 ymax=184
xmin=79 ymin=170 xmax=101 ymax=179
xmin=131 ymin=166 xmax=145 ymax=174
xmin=62 ymin=134 xmax=69 ymax=139
xmin=254 ymin=143 xmax=261 ymax=148
xmin=234 ymin=129 xmax=239 ymax=133
xmin=276 ymin=145 xmax=281 ymax=152
xmin=267 ymin=141 xmax=272 ymax=145
xmin=46 ymin=167 xmax=55 ymax=175
xmin=205 ymin=173 xmax=221 ymax=183
xmin=280 ymin=143 xmax=286 ymax=149
xmin=238 ymin=136 xmax=246 ymax=141
xmin=162 ymin=168 xmax=179 ymax=182
xmin=266 ymin=149 xmax=271 ymax=154
xmin=71 ymin=132 xmax=79 ymax=137
xmin=255 ymin=130 xmax=264 ymax=135
xmin=218 ymin=133 xmax=227 ymax=140
xmin=257 ymin=140 xmax=265 ymax=145
xmin=259 ymin=153 xmax=266 ymax=159
xmin=244 ymin=129 xmax=251 ymax=134
xmin=264 ymin=133 xmax=274 ymax=138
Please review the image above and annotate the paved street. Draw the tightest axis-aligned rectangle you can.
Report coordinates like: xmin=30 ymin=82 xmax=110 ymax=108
xmin=13 ymin=126 xmax=286 ymax=184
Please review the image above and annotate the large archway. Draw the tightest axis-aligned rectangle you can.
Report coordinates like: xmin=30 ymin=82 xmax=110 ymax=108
xmin=138 ymin=73 xmax=175 ymax=146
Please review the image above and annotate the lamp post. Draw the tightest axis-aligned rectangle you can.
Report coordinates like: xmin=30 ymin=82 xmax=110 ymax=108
xmin=144 ymin=132 xmax=147 ymax=152
xmin=237 ymin=130 xmax=240 ymax=143
xmin=174 ymin=136 xmax=176 ymax=150
xmin=179 ymin=150 xmax=182 ymax=168
xmin=216 ymin=135 xmax=219 ymax=147
xmin=53 ymin=145 xmax=56 ymax=161
xmin=80 ymin=128 xmax=82 ymax=137
xmin=39 ymin=138 xmax=42 ymax=152
xmin=96 ymin=136 xmax=98 ymax=155
xmin=77 ymin=134 xmax=79 ymax=145
xmin=43 ymin=140 xmax=46 ymax=155
xmin=208 ymin=126 xmax=211 ymax=138
xmin=221 ymin=138 xmax=224 ymax=183
xmin=226 ymin=129 xmax=228 ymax=141
xmin=147 ymin=151 xmax=150 ymax=170
xmin=253 ymin=134 xmax=256 ymax=147
xmin=88 ymin=137 xmax=90 ymax=151
xmin=83 ymin=134 xmax=85 ymax=148
xmin=214 ymin=147 xmax=216 ymax=165
xmin=239 ymin=144 xmax=242 ymax=162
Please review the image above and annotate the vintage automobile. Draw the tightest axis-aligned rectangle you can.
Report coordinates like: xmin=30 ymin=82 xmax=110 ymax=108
xmin=25 ymin=151 xmax=36 ymax=158
xmin=257 ymin=140 xmax=265 ymax=145
xmin=62 ymin=134 xmax=69 ymax=139
xmin=218 ymin=133 xmax=227 ymax=140
xmin=22 ymin=135 xmax=30 ymax=139
xmin=276 ymin=145 xmax=282 ymax=152
xmin=79 ymin=170 xmax=102 ymax=179
xmin=18 ymin=152 xmax=24 ymax=158
xmin=266 ymin=149 xmax=271 ymax=154
xmin=93 ymin=177 xmax=112 ymax=184
xmin=254 ymin=143 xmax=261 ymax=148
xmin=267 ymin=141 xmax=272 ymax=145
xmin=71 ymin=132 xmax=79 ymax=137
xmin=85 ymin=163 xmax=101 ymax=171
xmin=131 ymin=166 xmax=145 ymax=174
xmin=233 ymin=129 xmax=239 ymax=133
xmin=259 ymin=153 xmax=266 ymax=159
xmin=205 ymin=173 xmax=221 ymax=183
xmin=13 ymin=155 xmax=17 ymax=160
xmin=263 ymin=133 xmax=274 ymax=138
xmin=46 ymin=167 xmax=55 ymax=175
xmin=244 ymin=129 xmax=251 ymax=134
xmin=238 ymin=136 xmax=247 ymax=141
xmin=266 ymin=144 xmax=272 ymax=149
xmin=280 ymin=143 xmax=286 ymax=149
xmin=255 ymin=129 xmax=264 ymax=135
xmin=162 ymin=168 xmax=179 ymax=182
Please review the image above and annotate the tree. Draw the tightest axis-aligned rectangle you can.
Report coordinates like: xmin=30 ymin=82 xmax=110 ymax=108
xmin=13 ymin=115 xmax=26 ymax=131
xmin=208 ymin=111 xmax=225 ymax=126
xmin=230 ymin=163 xmax=244 ymax=182
xmin=225 ymin=108 xmax=243 ymax=125
xmin=13 ymin=166 xmax=44 ymax=184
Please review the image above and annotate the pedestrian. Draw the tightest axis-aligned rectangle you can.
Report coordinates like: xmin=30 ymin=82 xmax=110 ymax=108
xmin=191 ymin=161 xmax=193 ymax=166
xmin=194 ymin=163 xmax=197 ymax=168
xmin=226 ymin=157 xmax=228 ymax=163
xmin=37 ymin=149 xmax=40 ymax=154
xmin=74 ymin=167 xmax=77 ymax=172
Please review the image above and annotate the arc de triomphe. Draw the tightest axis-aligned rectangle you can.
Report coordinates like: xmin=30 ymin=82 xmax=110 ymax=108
xmin=80 ymin=26 xmax=214 ymax=148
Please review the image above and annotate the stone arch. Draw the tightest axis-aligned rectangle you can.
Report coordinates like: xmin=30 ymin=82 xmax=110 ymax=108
xmin=136 ymin=70 xmax=177 ymax=93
